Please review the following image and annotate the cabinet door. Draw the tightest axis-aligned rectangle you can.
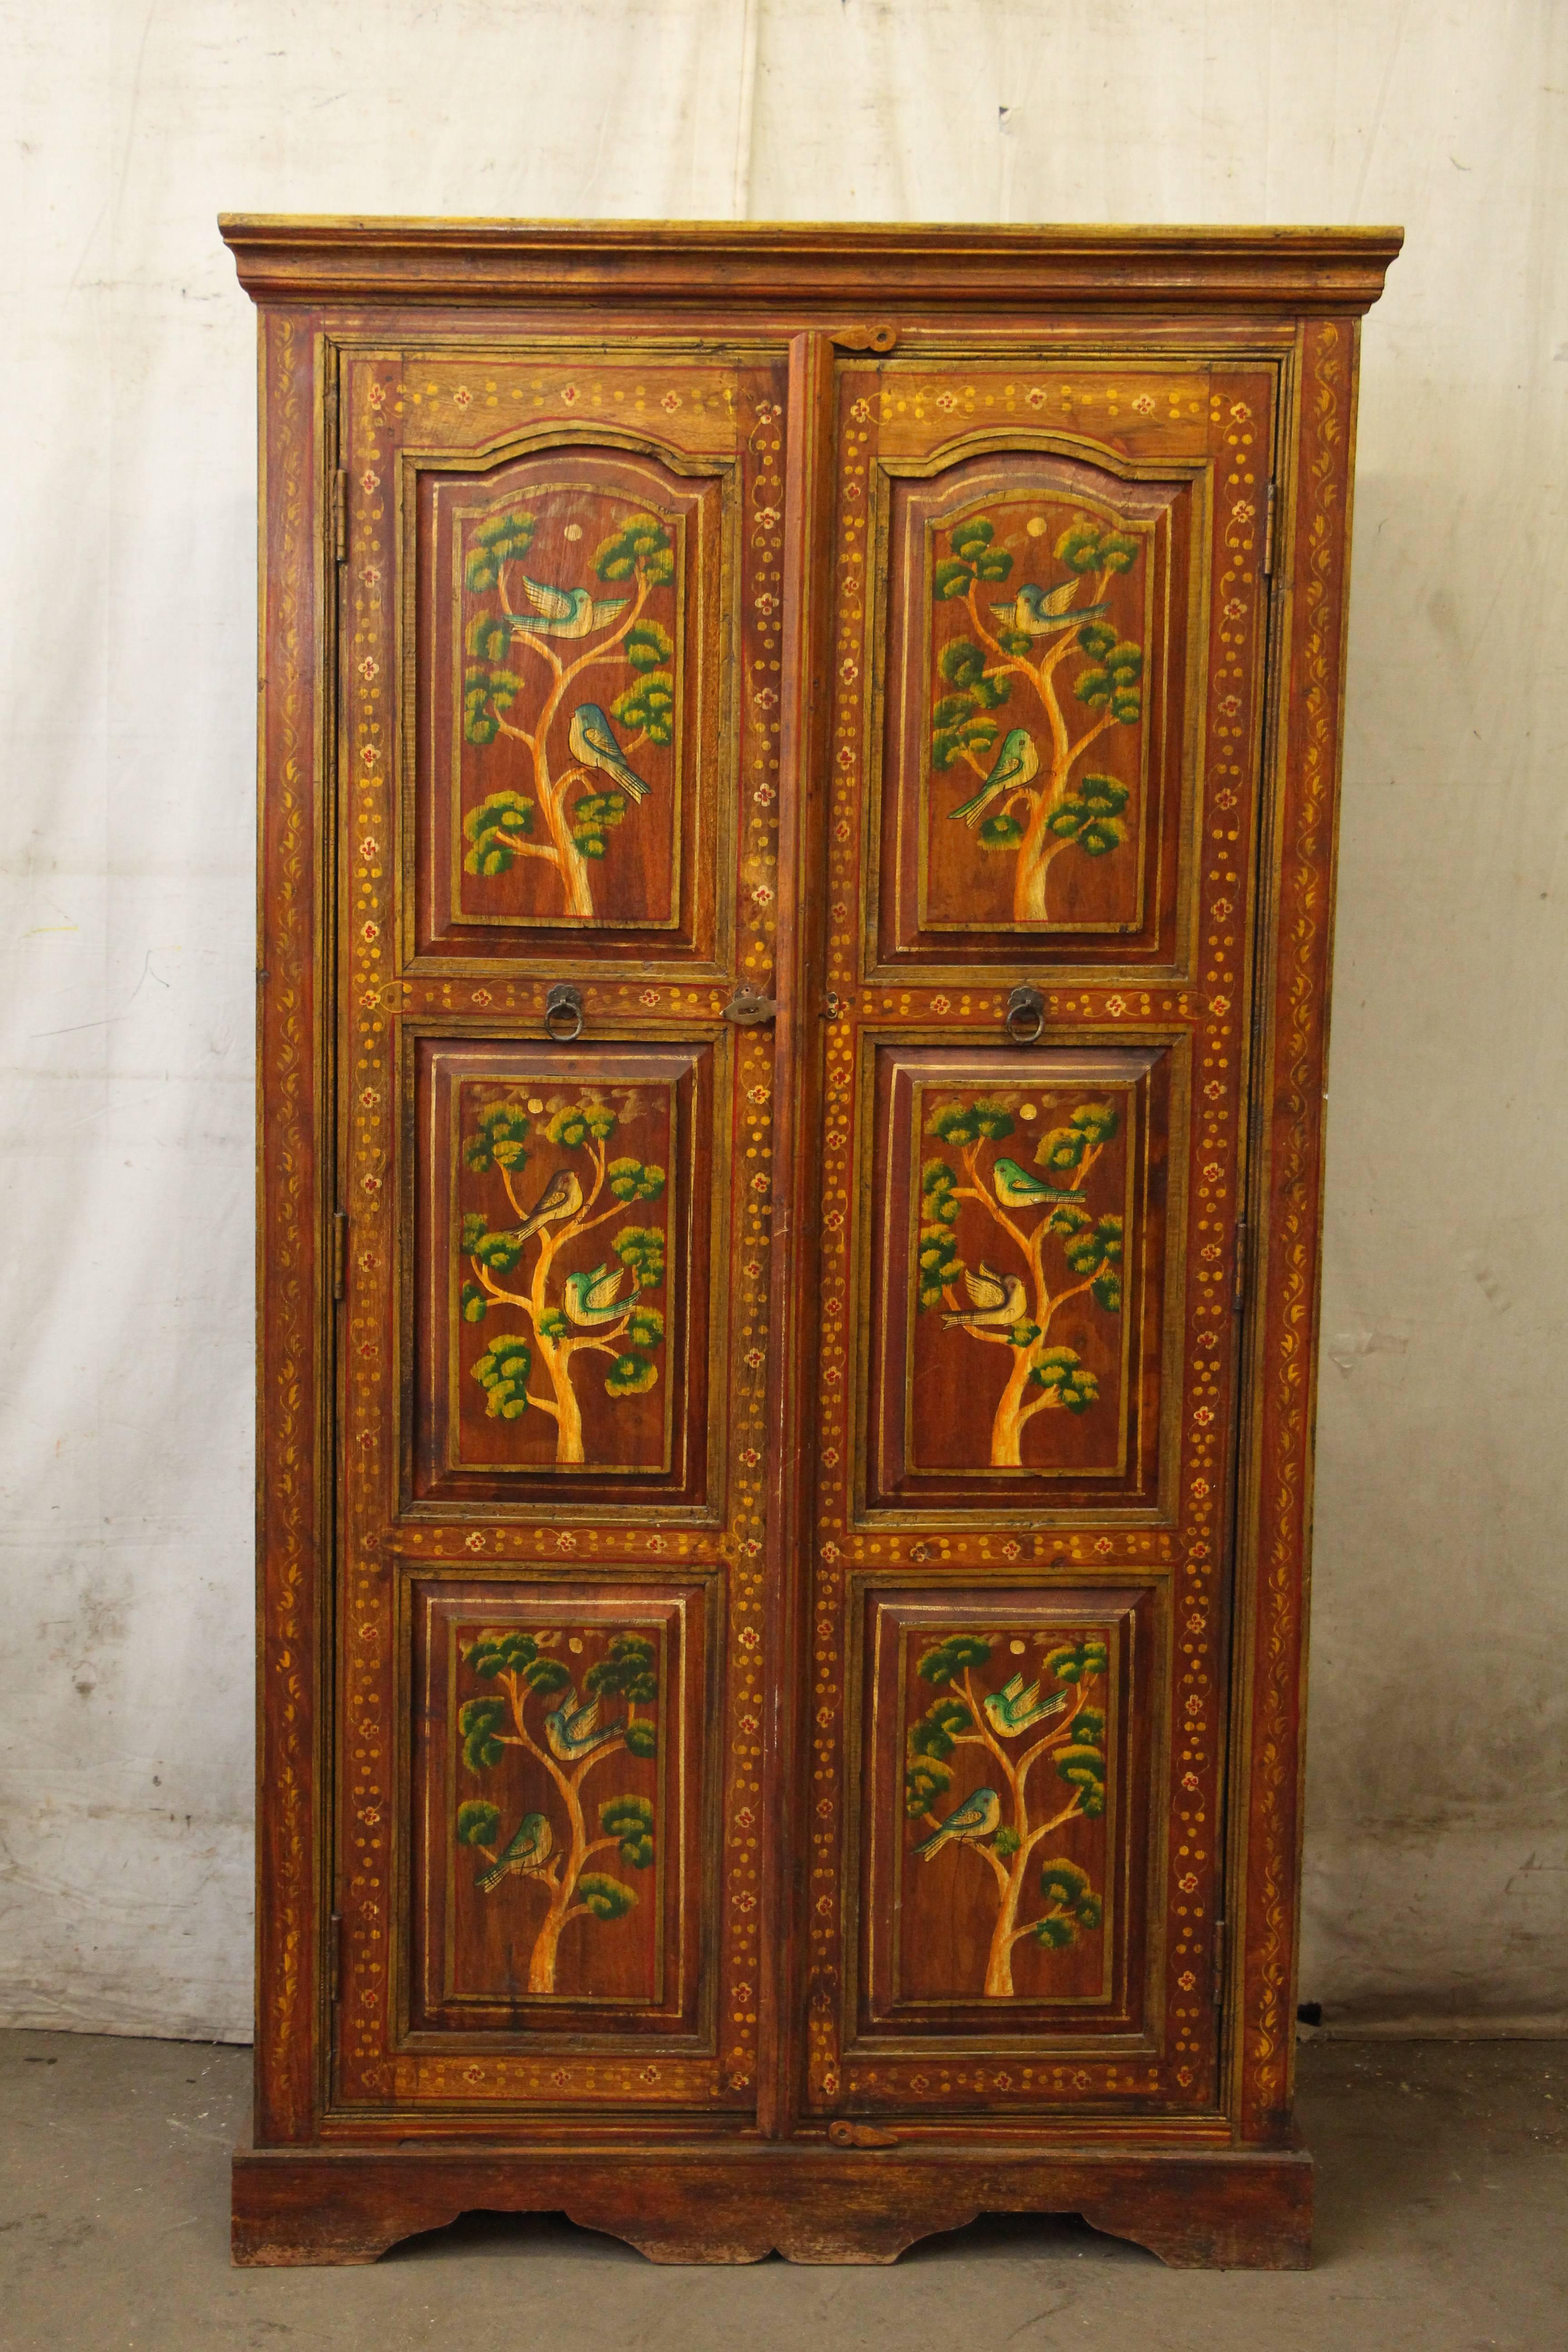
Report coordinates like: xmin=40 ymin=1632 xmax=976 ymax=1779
xmin=807 ymin=350 xmax=1277 ymax=2121
xmin=331 ymin=338 xmax=789 ymax=2119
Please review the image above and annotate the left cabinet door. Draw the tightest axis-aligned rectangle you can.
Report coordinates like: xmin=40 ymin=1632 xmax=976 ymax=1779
xmin=328 ymin=337 xmax=789 ymax=2122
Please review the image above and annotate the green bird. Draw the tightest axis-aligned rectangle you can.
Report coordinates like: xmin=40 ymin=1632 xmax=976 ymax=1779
xmin=991 ymin=580 xmax=1108 ymax=636
xmin=992 ymin=1156 xmax=1057 ymax=1209
xmin=509 ymin=573 xmax=628 ymax=639
xmin=544 ymin=1689 xmax=625 ymax=1764
xmin=949 ymin=727 xmax=1039 ymax=828
xmin=563 ymin=1260 xmax=637 ymax=1327
xmin=568 ymin=702 xmax=652 ymax=803
xmin=513 ymin=1166 xmax=583 ymax=1243
xmin=983 ymin=1674 xmax=1070 ymax=1739
xmin=477 ymin=1811 xmax=554 ymax=1894
xmin=911 ymin=1786 xmax=1002 ymax=1858
xmin=942 ymin=1262 xmax=1029 ymax=1333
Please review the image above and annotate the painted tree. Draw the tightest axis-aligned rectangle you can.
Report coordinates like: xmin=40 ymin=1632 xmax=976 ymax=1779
xmin=931 ymin=511 xmax=1144 ymax=921
xmin=456 ymin=1626 xmax=659 ymax=1994
xmin=918 ymin=1095 xmax=1122 ymax=1467
xmin=460 ymin=1091 xmax=666 ymax=1466
xmin=905 ymin=1631 xmax=1107 ymax=1997
xmin=461 ymin=504 xmax=676 ymax=918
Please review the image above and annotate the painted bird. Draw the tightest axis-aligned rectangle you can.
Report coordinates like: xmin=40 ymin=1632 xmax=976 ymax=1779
xmin=512 ymin=1166 xmax=583 ymax=1243
xmin=563 ymin=1261 xmax=637 ymax=1327
xmin=568 ymin=702 xmax=652 ymax=803
xmin=942 ymin=1261 xmax=1030 ymax=1332
xmin=477 ymin=1811 xmax=554 ymax=1894
xmin=991 ymin=1156 xmax=1057 ymax=1210
xmin=912 ymin=1787 xmax=1002 ymax=1859
xmin=544 ymin=1690 xmax=625 ymax=1764
xmin=949 ymin=727 xmax=1039 ymax=828
xmin=991 ymin=580 xmax=1108 ymax=636
xmin=984 ymin=1674 xmax=1070 ymax=1740
xmin=509 ymin=573 xmax=629 ymax=639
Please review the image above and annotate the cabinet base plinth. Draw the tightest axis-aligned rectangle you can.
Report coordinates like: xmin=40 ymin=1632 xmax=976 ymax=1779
xmin=232 ymin=2138 xmax=1312 ymax=2270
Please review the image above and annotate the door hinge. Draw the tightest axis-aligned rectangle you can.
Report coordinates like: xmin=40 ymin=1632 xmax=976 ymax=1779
xmin=328 ymin=1911 xmax=344 ymax=2004
xmin=1212 ymin=1917 xmax=1227 ymax=2006
xmin=332 ymin=469 xmax=348 ymax=564
xmin=332 ymin=1209 xmax=349 ymax=1302
xmin=1231 ymin=1216 xmax=1249 ymax=1315
xmin=1262 ymin=479 xmax=1277 ymax=578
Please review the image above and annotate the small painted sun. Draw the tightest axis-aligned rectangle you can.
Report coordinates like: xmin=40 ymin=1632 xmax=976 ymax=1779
xmin=568 ymin=1637 xmax=583 ymax=1654
xmin=1026 ymin=515 xmax=1048 ymax=537
xmin=1010 ymin=1638 xmax=1027 ymax=1656
xmin=528 ymin=1097 xmax=544 ymax=1113
xmin=1019 ymin=1102 xmax=1038 ymax=1120
xmin=563 ymin=523 xmax=583 ymax=541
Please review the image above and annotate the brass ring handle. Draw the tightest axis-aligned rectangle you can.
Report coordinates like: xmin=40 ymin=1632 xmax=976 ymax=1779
xmin=1005 ymin=983 xmax=1045 ymax=1046
xmin=543 ymin=983 xmax=584 ymax=1043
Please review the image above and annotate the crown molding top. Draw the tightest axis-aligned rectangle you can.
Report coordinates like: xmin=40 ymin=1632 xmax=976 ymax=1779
xmin=218 ymin=215 xmax=1402 ymax=317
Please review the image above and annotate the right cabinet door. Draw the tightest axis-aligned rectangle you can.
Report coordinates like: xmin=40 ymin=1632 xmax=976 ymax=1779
xmin=808 ymin=347 xmax=1278 ymax=2122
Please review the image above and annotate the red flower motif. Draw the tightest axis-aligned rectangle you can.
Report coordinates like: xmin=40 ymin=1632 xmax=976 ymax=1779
xmin=559 ymin=385 xmax=579 ymax=407
xmin=452 ymin=386 xmax=472 ymax=409
xmin=359 ymin=469 xmax=380 ymax=494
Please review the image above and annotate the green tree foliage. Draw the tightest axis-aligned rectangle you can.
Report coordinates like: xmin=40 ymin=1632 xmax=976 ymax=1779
xmin=459 ymin=1697 xmax=507 ymax=1773
xmin=931 ymin=635 xmax=1010 ymax=771
xmin=1035 ymin=1100 xmax=1120 ymax=1182
xmin=456 ymin=1800 xmax=501 ymax=1848
xmin=1045 ymin=771 xmax=1130 ymax=859
xmin=1033 ymin=1856 xmax=1103 ymax=1946
xmin=611 ymin=670 xmax=675 ymax=748
xmin=934 ymin=514 xmax=1014 ymax=600
xmin=612 ymin=1225 xmax=665 ymax=1288
xmin=917 ymin=1219 xmax=964 ymax=1310
xmin=608 ymin=1157 xmax=666 ymax=1205
xmin=624 ymin=1720 xmax=658 ymax=1759
xmin=575 ymin=1872 xmax=637 ymax=1920
xmin=977 ymin=813 xmax=1026 ymax=853
xmin=464 ymin=1628 xmax=540 ymax=1679
xmin=1074 ymin=619 xmax=1143 ymax=725
xmin=1044 ymin=1637 xmax=1109 ymax=1686
xmin=927 ymin=1098 xmax=1016 ymax=1147
xmin=600 ymin=1793 xmax=655 ymax=1870
xmin=625 ymin=1303 xmax=666 ymax=1348
xmin=462 ymin=789 xmax=534 ymax=870
xmin=1029 ymin=1346 xmax=1099 ymax=1413
xmin=462 ymin=1219 xmax=525 ymax=1278
xmin=464 ymin=1102 xmax=532 ymax=1175
xmin=908 ymin=1694 xmax=974 ymax=1758
xmin=537 ymin=1307 xmax=570 ymax=1339
xmin=606 ymin=1351 xmax=657 ymax=1397
xmin=473 ymin=1330 xmax=534 ymax=1420
xmin=1054 ymin=521 xmax=1139 ymax=578
xmin=917 ymin=1633 xmax=993 ymax=1688
xmin=1054 ymin=1740 xmax=1107 ymax=1818
xmin=905 ymin=1758 xmax=952 ymax=1816
xmin=585 ymin=1632 xmax=659 ymax=1705
xmin=625 ymin=619 xmax=674 ymax=672
xmin=594 ymin=513 xmax=674 ymax=587
xmin=569 ymin=789 xmax=629 ymax=859
xmin=545 ymin=1099 xmax=617 ymax=1150
xmin=922 ymin=1161 xmax=960 ymax=1225
xmin=461 ymin=1281 xmax=489 ymax=1323
xmin=465 ymin=509 xmax=537 ymax=593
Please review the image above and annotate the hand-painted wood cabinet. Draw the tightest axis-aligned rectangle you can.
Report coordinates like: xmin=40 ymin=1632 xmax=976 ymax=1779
xmin=222 ymin=218 xmax=1398 ymax=2269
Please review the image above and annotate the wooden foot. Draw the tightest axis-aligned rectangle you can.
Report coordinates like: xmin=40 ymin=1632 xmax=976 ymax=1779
xmin=232 ymin=2140 xmax=1312 ymax=2269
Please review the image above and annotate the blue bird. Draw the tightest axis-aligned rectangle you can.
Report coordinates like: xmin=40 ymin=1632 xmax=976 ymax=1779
xmin=911 ymin=1787 xmax=1002 ymax=1859
xmin=949 ymin=727 xmax=1039 ymax=829
xmin=991 ymin=581 xmax=1108 ymax=636
xmin=563 ymin=1261 xmax=636 ymax=1327
xmin=544 ymin=1689 xmax=625 ymax=1764
xmin=509 ymin=573 xmax=629 ymax=639
xmin=568 ymin=703 xmax=652 ymax=803
xmin=984 ymin=1675 xmax=1070 ymax=1739
xmin=477 ymin=1811 xmax=554 ymax=1894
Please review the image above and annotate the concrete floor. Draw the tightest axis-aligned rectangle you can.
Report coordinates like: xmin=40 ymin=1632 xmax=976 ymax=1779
xmin=1 ymin=2031 xmax=1564 ymax=2351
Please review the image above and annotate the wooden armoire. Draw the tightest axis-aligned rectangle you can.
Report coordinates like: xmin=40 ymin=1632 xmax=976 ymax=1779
xmin=222 ymin=218 xmax=1398 ymax=2268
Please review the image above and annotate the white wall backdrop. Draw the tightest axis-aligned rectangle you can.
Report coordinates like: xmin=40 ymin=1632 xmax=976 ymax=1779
xmin=1 ymin=0 xmax=1563 ymax=2040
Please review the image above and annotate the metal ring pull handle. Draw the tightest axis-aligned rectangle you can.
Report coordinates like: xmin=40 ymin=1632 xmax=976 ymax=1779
xmin=722 ymin=983 xmax=778 ymax=1026
xmin=543 ymin=983 xmax=584 ymax=1043
xmin=1005 ymin=983 xmax=1045 ymax=1046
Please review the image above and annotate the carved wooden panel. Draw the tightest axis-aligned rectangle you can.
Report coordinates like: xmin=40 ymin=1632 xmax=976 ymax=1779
xmin=876 ymin=452 xmax=1195 ymax=967
xmin=415 ymin=444 xmax=726 ymax=960
xmin=410 ymin=1582 xmax=708 ymax=2042
xmin=863 ymin=1043 xmax=1175 ymax=1515
xmin=853 ymin=1587 xmax=1156 ymax=2042
xmin=410 ymin=1034 xmax=718 ymax=1512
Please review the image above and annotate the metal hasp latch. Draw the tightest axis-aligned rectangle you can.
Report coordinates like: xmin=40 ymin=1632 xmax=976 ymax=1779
xmin=1004 ymin=983 xmax=1045 ymax=1044
xmin=722 ymin=983 xmax=778 ymax=1026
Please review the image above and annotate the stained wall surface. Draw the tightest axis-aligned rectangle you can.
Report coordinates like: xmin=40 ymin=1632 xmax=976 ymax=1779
xmin=1 ymin=0 xmax=1563 ymax=2039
